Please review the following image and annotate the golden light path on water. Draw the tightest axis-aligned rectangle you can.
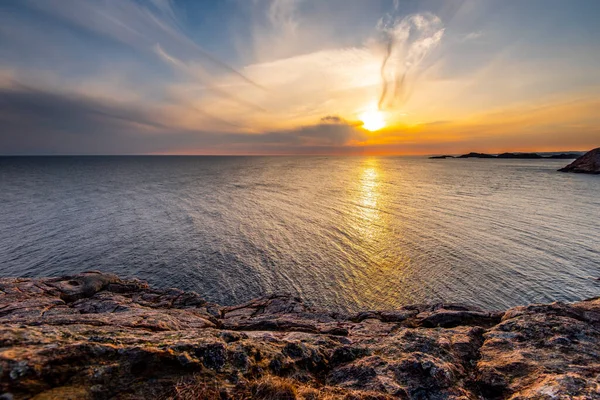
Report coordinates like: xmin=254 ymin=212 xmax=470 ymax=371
xmin=358 ymin=159 xmax=380 ymax=236
xmin=341 ymin=157 xmax=416 ymax=309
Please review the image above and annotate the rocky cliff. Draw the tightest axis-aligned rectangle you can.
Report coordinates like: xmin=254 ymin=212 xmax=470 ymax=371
xmin=1 ymin=272 xmax=599 ymax=399
xmin=559 ymin=147 xmax=600 ymax=174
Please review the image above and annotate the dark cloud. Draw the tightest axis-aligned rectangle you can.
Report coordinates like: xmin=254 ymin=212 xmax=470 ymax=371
xmin=320 ymin=115 xmax=343 ymax=123
xmin=0 ymin=85 xmax=365 ymax=155
xmin=0 ymin=84 xmax=166 ymax=130
xmin=245 ymin=120 xmax=366 ymax=148
xmin=0 ymin=84 xmax=168 ymax=154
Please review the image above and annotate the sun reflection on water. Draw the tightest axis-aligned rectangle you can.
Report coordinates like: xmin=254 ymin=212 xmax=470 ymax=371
xmin=344 ymin=157 xmax=417 ymax=309
xmin=356 ymin=158 xmax=382 ymax=239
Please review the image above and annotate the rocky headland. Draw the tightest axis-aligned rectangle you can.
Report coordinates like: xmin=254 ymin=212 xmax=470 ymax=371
xmin=1 ymin=272 xmax=599 ymax=399
xmin=559 ymin=147 xmax=600 ymax=174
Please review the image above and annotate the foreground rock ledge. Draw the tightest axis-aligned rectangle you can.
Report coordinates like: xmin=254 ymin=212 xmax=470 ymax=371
xmin=1 ymin=272 xmax=599 ymax=399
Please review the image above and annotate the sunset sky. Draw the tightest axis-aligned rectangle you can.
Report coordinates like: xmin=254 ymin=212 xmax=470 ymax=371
xmin=1 ymin=0 xmax=599 ymax=155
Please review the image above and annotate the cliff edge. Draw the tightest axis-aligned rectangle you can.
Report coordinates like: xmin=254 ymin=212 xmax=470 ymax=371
xmin=1 ymin=272 xmax=599 ymax=399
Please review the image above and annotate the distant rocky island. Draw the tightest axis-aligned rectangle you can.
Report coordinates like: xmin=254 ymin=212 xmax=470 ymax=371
xmin=1 ymin=272 xmax=599 ymax=399
xmin=429 ymin=152 xmax=580 ymax=159
xmin=428 ymin=148 xmax=600 ymax=174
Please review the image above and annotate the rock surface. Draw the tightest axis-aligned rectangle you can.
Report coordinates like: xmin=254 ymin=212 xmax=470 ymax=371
xmin=0 ymin=272 xmax=599 ymax=399
xmin=559 ymin=147 xmax=600 ymax=174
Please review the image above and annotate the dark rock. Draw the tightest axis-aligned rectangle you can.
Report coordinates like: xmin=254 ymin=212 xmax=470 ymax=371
xmin=47 ymin=272 xmax=119 ymax=302
xmin=496 ymin=152 xmax=543 ymax=159
xmin=548 ymin=153 xmax=580 ymax=159
xmin=176 ymin=352 xmax=196 ymax=367
xmin=171 ymin=291 xmax=207 ymax=308
xmin=380 ymin=310 xmax=418 ymax=322
xmin=196 ymin=343 xmax=227 ymax=370
xmin=457 ymin=152 xmax=496 ymax=158
xmin=428 ymin=155 xmax=454 ymax=159
xmin=558 ymin=147 xmax=600 ymax=173
xmin=349 ymin=311 xmax=381 ymax=323
xmin=449 ymin=151 xmax=584 ymax=160
xmin=106 ymin=279 xmax=148 ymax=293
xmin=218 ymin=331 xmax=246 ymax=343
xmin=419 ymin=309 xmax=503 ymax=328
xmin=330 ymin=346 xmax=370 ymax=367
xmin=282 ymin=342 xmax=306 ymax=359
xmin=229 ymin=350 xmax=250 ymax=371
xmin=320 ymin=325 xmax=349 ymax=336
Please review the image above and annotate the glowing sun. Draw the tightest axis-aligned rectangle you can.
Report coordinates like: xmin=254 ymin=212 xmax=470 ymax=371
xmin=359 ymin=110 xmax=386 ymax=131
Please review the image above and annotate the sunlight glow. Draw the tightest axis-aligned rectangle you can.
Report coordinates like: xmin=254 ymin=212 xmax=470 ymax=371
xmin=355 ymin=158 xmax=381 ymax=238
xmin=359 ymin=110 xmax=386 ymax=131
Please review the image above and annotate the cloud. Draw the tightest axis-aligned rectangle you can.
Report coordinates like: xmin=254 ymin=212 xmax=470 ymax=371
xmin=161 ymin=46 xmax=382 ymax=134
xmin=320 ymin=115 xmax=343 ymax=123
xmin=461 ymin=31 xmax=483 ymax=42
xmin=376 ymin=13 xmax=445 ymax=110
xmin=0 ymin=83 xmax=167 ymax=154
xmin=154 ymin=44 xmax=266 ymax=112
xmin=268 ymin=0 xmax=300 ymax=35
xmin=0 ymin=82 xmax=366 ymax=155
xmin=23 ymin=0 xmax=261 ymax=86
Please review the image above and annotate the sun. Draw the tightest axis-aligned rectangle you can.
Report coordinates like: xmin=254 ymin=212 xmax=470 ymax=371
xmin=359 ymin=110 xmax=386 ymax=131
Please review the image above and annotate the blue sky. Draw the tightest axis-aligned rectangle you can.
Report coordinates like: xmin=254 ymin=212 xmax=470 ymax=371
xmin=0 ymin=0 xmax=599 ymax=154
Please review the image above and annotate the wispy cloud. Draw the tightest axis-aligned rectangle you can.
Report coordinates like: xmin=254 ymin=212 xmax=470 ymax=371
xmin=24 ymin=0 xmax=260 ymax=86
xmin=461 ymin=30 xmax=483 ymax=42
xmin=376 ymin=12 xmax=445 ymax=110
xmin=268 ymin=0 xmax=300 ymax=35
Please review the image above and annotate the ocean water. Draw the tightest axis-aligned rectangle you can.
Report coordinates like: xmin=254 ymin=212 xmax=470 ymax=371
xmin=0 ymin=156 xmax=598 ymax=312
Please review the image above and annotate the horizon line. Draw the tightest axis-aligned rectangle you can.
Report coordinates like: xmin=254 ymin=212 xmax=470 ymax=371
xmin=0 ymin=149 xmax=589 ymax=158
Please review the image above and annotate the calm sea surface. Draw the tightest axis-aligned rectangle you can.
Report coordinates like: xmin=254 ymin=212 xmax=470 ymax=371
xmin=0 ymin=156 xmax=598 ymax=312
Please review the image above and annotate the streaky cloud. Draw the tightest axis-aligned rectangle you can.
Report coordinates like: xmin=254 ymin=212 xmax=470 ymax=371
xmin=24 ymin=0 xmax=263 ymax=88
xmin=154 ymin=44 xmax=267 ymax=112
xmin=377 ymin=13 xmax=444 ymax=111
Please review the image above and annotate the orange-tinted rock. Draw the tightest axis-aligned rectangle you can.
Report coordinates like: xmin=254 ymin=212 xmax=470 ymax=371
xmin=0 ymin=273 xmax=598 ymax=399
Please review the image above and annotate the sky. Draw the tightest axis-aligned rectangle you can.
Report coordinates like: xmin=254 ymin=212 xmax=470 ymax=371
xmin=0 ymin=0 xmax=599 ymax=155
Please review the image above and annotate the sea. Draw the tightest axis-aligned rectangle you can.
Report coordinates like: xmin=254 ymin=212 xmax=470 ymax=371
xmin=0 ymin=156 xmax=598 ymax=312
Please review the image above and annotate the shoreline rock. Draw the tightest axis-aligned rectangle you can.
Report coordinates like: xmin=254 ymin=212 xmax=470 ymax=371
xmin=1 ymin=272 xmax=599 ymax=399
xmin=559 ymin=147 xmax=600 ymax=174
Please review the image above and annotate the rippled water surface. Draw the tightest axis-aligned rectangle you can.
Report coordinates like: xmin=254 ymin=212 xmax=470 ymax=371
xmin=1 ymin=156 xmax=598 ymax=311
